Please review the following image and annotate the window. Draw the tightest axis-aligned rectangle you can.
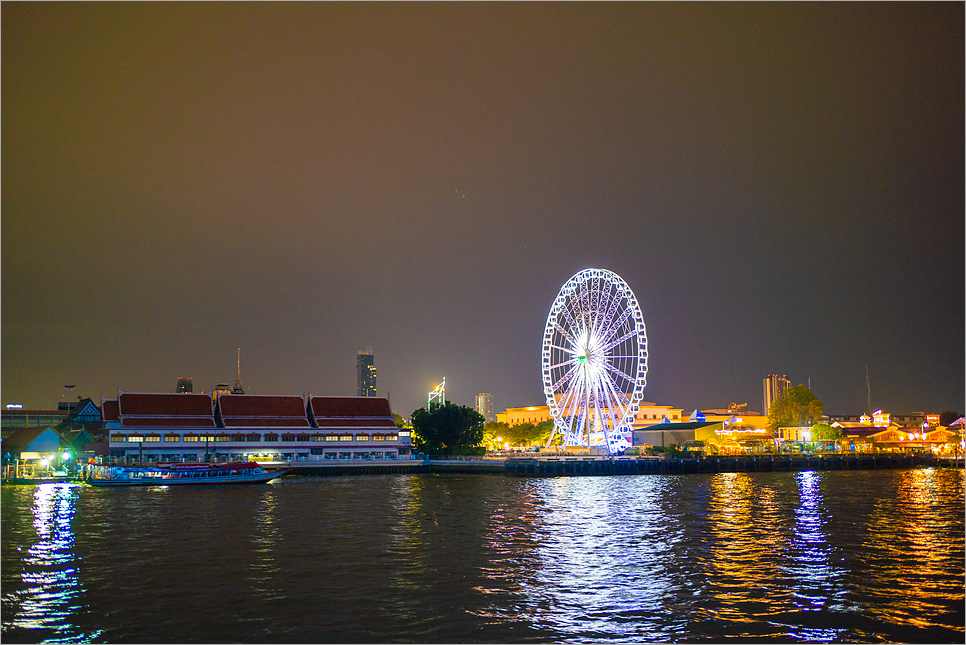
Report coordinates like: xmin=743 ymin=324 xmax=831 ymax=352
xmin=372 ymin=435 xmax=385 ymax=441
xmin=264 ymin=434 xmax=279 ymax=442
xmin=145 ymin=435 xmax=161 ymax=443
xmin=310 ymin=447 xmax=324 ymax=455
xmin=311 ymin=435 xmax=323 ymax=442
xmin=296 ymin=434 xmax=311 ymax=442
xmin=281 ymin=435 xmax=296 ymax=442
xmin=111 ymin=434 xmax=127 ymax=443
xmin=246 ymin=434 xmax=261 ymax=442
xmin=199 ymin=435 xmax=215 ymax=442
xmin=182 ymin=454 xmax=197 ymax=461
xmin=340 ymin=435 xmax=353 ymax=441
xmin=356 ymin=435 xmax=370 ymax=442
xmin=215 ymin=435 xmax=231 ymax=442
xmin=325 ymin=435 xmax=339 ymax=442
xmin=388 ymin=434 xmax=398 ymax=441
xmin=184 ymin=435 xmax=199 ymax=442
xmin=128 ymin=435 xmax=144 ymax=442
xmin=164 ymin=435 xmax=180 ymax=443
xmin=231 ymin=434 xmax=246 ymax=442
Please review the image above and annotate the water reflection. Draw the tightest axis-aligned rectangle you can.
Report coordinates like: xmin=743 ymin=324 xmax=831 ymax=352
xmin=527 ymin=477 xmax=684 ymax=642
xmin=854 ymin=468 xmax=966 ymax=634
xmin=249 ymin=487 xmax=279 ymax=598
xmin=1 ymin=483 xmax=100 ymax=643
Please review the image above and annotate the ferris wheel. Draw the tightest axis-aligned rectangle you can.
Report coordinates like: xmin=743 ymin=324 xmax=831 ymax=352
xmin=541 ymin=269 xmax=647 ymax=454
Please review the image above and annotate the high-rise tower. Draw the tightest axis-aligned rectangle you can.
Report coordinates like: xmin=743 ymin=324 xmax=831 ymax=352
xmin=763 ymin=374 xmax=790 ymax=416
xmin=357 ymin=346 xmax=376 ymax=397
xmin=475 ymin=393 xmax=494 ymax=422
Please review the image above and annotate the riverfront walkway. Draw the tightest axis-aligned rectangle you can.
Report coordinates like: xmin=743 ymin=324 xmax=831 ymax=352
xmin=283 ymin=453 xmax=961 ymax=477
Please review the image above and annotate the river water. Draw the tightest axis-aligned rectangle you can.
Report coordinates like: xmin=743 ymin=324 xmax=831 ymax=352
xmin=2 ymin=468 xmax=963 ymax=643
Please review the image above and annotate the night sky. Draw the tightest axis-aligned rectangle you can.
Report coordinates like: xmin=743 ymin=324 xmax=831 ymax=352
xmin=3 ymin=4 xmax=963 ymax=418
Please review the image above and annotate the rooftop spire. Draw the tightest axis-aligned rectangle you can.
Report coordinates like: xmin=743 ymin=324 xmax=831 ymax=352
xmin=232 ymin=348 xmax=244 ymax=394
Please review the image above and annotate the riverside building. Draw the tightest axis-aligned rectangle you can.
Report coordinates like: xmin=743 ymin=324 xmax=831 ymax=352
xmin=103 ymin=391 xmax=406 ymax=464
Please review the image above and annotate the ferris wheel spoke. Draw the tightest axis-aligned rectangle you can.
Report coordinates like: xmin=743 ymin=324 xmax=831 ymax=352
xmin=547 ymin=343 xmax=577 ymax=356
xmin=553 ymin=316 xmax=580 ymax=348
xmin=599 ymin=307 xmax=635 ymax=346
xmin=591 ymin=284 xmax=619 ymax=339
xmin=603 ymin=361 xmax=638 ymax=387
xmin=600 ymin=327 xmax=640 ymax=354
xmin=551 ymin=363 xmax=581 ymax=393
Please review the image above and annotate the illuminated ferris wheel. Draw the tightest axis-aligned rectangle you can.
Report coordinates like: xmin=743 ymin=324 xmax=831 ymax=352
xmin=541 ymin=269 xmax=647 ymax=454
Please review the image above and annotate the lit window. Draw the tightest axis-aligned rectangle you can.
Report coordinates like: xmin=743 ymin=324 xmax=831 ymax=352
xmin=356 ymin=435 xmax=370 ymax=442
xmin=129 ymin=435 xmax=144 ymax=442
xmin=145 ymin=436 xmax=161 ymax=443
xmin=311 ymin=435 xmax=323 ymax=442
xmin=111 ymin=434 xmax=127 ymax=443
xmin=164 ymin=435 xmax=180 ymax=442
xmin=372 ymin=435 xmax=385 ymax=441
xmin=184 ymin=436 xmax=199 ymax=443
xmin=340 ymin=435 xmax=353 ymax=441
xmin=325 ymin=435 xmax=339 ymax=442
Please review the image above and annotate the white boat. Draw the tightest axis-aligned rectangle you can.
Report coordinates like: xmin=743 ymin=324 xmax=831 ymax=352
xmin=88 ymin=461 xmax=285 ymax=487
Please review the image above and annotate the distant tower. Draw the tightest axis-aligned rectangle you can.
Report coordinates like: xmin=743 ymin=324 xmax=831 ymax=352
xmin=357 ymin=346 xmax=376 ymax=397
xmin=428 ymin=378 xmax=445 ymax=408
xmin=232 ymin=348 xmax=244 ymax=394
xmin=763 ymin=374 xmax=790 ymax=416
xmin=475 ymin=393 xmax=494 ymax=422
xmin=177 ymin=377 xmax=193 ymax=393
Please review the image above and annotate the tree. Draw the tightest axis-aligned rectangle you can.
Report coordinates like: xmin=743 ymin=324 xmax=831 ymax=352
xmin=410 ymin=403 xmax=485 ymax=455
xmin=810 ymin=422 xmax=841 ymax=441
xmin=767 ymin=385 xmax=823 ymax=433
xmin=482 ymin=421 xmax=512 ymax=450
xmin=392 ymin=413 xmax=410 ymax=429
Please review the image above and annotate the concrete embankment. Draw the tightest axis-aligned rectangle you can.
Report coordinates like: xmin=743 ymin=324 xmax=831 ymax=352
xmin=284 ymin=453 xmax=961 ymax=478
xmin=504 ymin=453 xmax=960 ymax=476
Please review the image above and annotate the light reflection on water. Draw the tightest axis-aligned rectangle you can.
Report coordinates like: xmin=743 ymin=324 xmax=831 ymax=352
xmin=1 ymin=483 xmax=101 ymax=643
xmin=2 ymin=469 xmax=964 ymax=643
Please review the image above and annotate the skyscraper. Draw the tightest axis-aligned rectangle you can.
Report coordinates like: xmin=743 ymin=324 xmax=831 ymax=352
xmin=763 ymin=374 xmax=790 ymax=416
xmin=357 ymin=346 xmax=376 ymax=397
xmin=176 ymin=377 xmax=193 ymax=393
xmin=475 ymin=393 xmax=494 ymax=422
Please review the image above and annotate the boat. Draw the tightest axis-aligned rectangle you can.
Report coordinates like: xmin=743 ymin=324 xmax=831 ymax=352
xmin=87 ymin=461 xmax=286 ymax=487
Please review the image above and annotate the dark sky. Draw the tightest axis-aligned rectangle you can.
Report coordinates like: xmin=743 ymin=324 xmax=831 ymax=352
xmin=3 ymin=3 xmax=963 ymax=418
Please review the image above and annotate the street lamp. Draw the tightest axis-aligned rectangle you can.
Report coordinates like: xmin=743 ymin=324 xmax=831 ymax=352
xmin=63 ymin=385 xmax=75 ymax=422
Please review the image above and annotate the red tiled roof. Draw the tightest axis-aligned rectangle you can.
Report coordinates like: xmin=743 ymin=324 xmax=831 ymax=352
xmin=218 ymin=395 xmax=307 ymax=417
xmin=121 ymin=418 xmax=216 ymax=427
xmin=221 ymin=418 xmax=311 ymax=427
xmin=314 ymin=418 xmax=397 ymax=428
xmin=310 ymin=396 xmax=393 ymax=418
xmin=102 ymin=400 xmax=120 ymax=422
xmin=217 ymin=394 xmax=310 ymax=428
xmin=119 ymin=393 xmax=214 ymax=416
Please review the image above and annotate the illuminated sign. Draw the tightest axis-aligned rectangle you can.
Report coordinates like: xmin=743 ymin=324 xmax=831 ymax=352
xmin=5 ymin=404 xmax=23 ymax=409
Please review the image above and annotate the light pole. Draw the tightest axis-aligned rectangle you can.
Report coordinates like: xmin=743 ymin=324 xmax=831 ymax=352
xmin=63 ymin=385 xmax=75 ymax=424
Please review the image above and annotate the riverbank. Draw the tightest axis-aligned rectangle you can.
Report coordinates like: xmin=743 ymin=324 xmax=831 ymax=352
xmin=280 ymin=452 xmax=961 ymax=478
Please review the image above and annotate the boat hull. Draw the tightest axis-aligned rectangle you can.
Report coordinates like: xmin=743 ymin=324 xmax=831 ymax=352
xmin=88 ymin=471 xmax=285 ymax=487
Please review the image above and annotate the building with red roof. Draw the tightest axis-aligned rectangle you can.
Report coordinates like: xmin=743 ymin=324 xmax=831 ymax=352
xmin=103 ymin=391 xmax=407 ymax=464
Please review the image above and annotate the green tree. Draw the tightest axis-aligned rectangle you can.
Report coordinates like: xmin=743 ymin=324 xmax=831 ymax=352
xmin=810 ymin=422 xmax=841 ymax=441
xmin=483 ymin=421 xmax=512 ymax=449
xmin=411 ymin=403 xmax=485 ymax=455
xmin=392 ymin=413 xmax=410 ymax=429
xmin=767 ymin=385 xmax=823 ymax=433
